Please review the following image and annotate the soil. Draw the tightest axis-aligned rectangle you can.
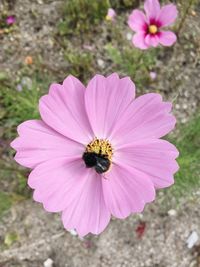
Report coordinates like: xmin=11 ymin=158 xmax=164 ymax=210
xmin=0 ymin=0 xmax=200 ymax=126
xmin=0 ymin=195 xmax=200 ymax=267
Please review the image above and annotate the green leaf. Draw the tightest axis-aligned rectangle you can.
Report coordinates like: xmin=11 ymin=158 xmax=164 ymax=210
xmin=4 ymin=232 xmax=19 ymax=247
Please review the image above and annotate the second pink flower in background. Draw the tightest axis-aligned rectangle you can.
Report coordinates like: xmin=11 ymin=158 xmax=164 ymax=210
xmin=128 ymin=0 xmax=178 ymax=49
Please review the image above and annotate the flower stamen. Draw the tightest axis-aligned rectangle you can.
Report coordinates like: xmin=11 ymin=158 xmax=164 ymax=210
xmin=148 ymin=25 xmax=158 ymax=34
xmin=86 ymin=138 xmax=113 ymax=160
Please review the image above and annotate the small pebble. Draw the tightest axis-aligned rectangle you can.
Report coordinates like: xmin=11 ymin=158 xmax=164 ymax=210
xmin=138 ymin=214 xmax=143 ymax=219
xmin=44 ymin=258 xmax=54 ymax=267
xmin=186 ymin=231 xmax=199 ymax=249
xmin=181 ymin=118 xmax=187 ymax=124
xmin=168 ymin=209 xmax=177 ymax=216
xmin=191 ymin=10 xmax=196 ymax=16
xmin=69 ymin=229 xmax=77 ymax=236
xmin=192 ymin=102 xmax=196 ymax=107
xmin=126 ymin=33 xmax=132 ymax=40
xmin=183 ymin=103 xmax=188 ymax=110
xmin=97 ymin=59 xmax=105 ymax=68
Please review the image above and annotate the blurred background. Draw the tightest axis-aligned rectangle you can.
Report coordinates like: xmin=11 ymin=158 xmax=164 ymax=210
xmin=0 ymin=0 xmax=200 ymax=266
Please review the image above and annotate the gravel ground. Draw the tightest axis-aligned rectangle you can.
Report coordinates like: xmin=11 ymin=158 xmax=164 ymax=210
xmin=0 ymin=195 xmax=200 ymax=267
xmin=0 ymin=0 xmax=200 ymax=124
xmin=0 ymin=0 xmax=65 ymax=73
xmin=153 ymin=9 xmax=200 ymax=124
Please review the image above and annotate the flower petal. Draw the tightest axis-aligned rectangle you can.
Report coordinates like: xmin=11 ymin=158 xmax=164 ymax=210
xmin=39 ymin=75 xmax=93 ymax=144
xmin=29 ymin=158 xmax=109 ymax=236
xmin=28 ymin=159 xmax=85 ymax=210
xmin=62 ymin=170 xmax=111 ymax=237
xmin=85 ymin=73 xmax=135 ymax=139
xmin=144 ymin=0 xmax=160 ymax=20
xmin=10 ymin=120 xmax=83 ymax=169
xmin=102 ymin=164 xmax=155 ymax=218
xmin=128 ymin=10 xmax=147 ymax=32
xmin=145 ymin=34 xmax=159 ymax=47
xmin=28 ymin=154 xmax=110 ymax=237
xmin=158 ymin=4 xmax=178 ymax=27
xmin=114 ymin=139 xmax=179 ymax=189
xmin=132 ymin=32 xmax=149 ymax=50
xmin=158 ymin=31 xmax=177 ymax=47
xmin=110 ymin=93 xmax=176 ymax=145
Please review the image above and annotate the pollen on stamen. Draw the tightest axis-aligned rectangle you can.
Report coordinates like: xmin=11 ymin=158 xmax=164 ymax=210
xmin=149 ymin=25 xmax=158 ymax=34
xmin=86 ymin=138 xmax=113 ymax=161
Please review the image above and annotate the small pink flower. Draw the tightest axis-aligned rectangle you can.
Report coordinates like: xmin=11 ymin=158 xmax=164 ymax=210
xmin=106 ymin=8 xmax=116 ymax=21
xmin=6 ymin=16 xmax=16 ymax=25
xmin=150 ymin=71 xmax=157 ymax=80
xmin=83 ymin=44 xmax=94 ymax=51
xmin=16 ymin=84 xmax=23 ymax=92
xmin=128 ymin=0 xmax=178 ymax=49
xmin=11 ymin=73 xmax=179 ymax=237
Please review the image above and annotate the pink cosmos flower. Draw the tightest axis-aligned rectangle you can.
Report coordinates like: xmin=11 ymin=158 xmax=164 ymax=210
xmin=128 ymin=0 xmax=178 ymax=49
xmin=6 ymin=15 xmax=16 ymax=25
xmin=11 ymin=73 xmax=179 ymax=237
xmin=106 ymin=8 xmax=116 ymax=21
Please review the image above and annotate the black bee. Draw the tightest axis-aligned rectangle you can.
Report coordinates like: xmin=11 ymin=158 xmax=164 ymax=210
xmin=82 ymin=152 xmax=111 ymax=174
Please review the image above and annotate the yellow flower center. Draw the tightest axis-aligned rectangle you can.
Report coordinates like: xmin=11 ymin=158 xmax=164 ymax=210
xmin=105 ymin=15 xmax=111 ymax=21
xmin=86 ymin=138 xmax=113 ymax=161
xmin=149 ymin=25 xmax=158 ymax=34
